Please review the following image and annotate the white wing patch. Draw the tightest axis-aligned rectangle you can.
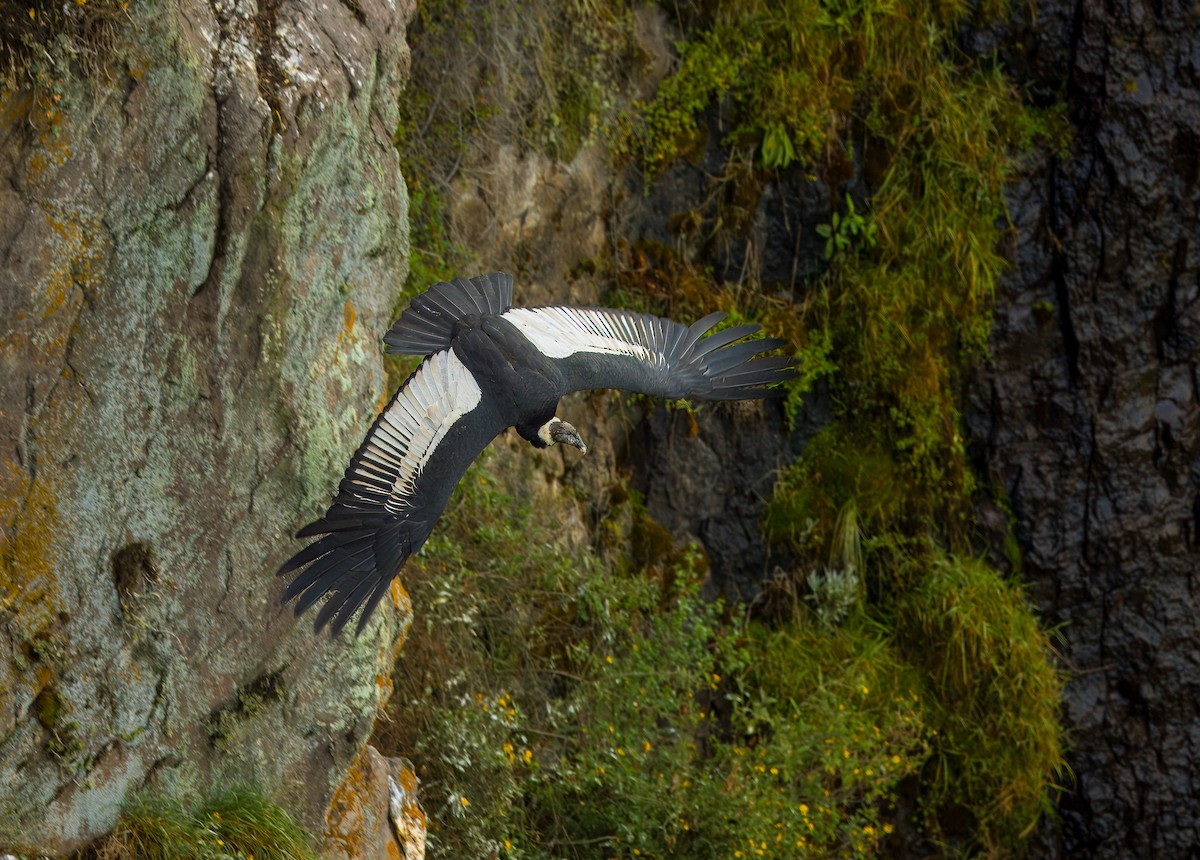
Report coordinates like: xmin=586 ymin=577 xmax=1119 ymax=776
xmin=504 ymin=307 xmax=658 ymax=362
xmin=352 ymin=349 xmax=481 ymax=514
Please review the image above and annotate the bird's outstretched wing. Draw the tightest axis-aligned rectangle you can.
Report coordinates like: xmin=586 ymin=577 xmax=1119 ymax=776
xmin=384 ymin=273 xmax=514 ymax=357
xmin=278 ymin=348 xmax=507 ymax=636
xmin=502 ymin=306 xmax=793 ymax=400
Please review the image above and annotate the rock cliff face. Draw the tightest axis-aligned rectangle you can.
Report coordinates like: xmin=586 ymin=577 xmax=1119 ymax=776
xmin=0 ymin=0 xmax=413 ymax=851
xmin=966 ymin=1 xmax=1200 ymax=855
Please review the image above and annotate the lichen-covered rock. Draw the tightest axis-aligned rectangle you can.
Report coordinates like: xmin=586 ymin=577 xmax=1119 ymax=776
xmin=323 ymin=743 xmax=425 ymax=860
xmin=0 ymin=0 xmax=415 ymax=851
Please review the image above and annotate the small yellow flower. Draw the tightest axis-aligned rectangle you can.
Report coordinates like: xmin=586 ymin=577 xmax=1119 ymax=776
xmin=605 ymin=655 xmax=614 ymax=664
xmin=522 ymin=748 xmax=533 ymax=764
xmin=769 ymin=767 xmax=778 ymax=775
xmin=505 ymin=839 xmax=512 ymax=851
xmin=643 ymin=740 xmax=652 ymax=752
xmin=617 ymin=747 xmax=625 ymax=756
xmin=799 ymin=804 xmax=809 ymax=816
xmin=883 ymin=823 xmax=894 ymax=834
xmin=460 ymin=795 xmax=470 ymax=806
xmin=891 ymin=754 xmax=902 ymax=764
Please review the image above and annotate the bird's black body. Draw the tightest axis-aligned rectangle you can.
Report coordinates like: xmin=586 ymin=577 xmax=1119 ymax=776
xmin=279 ymin=273 xmax=794 ymax=635
xmin=450 ymin=314 xmax=564 ymax=446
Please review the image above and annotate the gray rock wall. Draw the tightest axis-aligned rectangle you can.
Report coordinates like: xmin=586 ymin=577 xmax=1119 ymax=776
xmin=967 ymin=0 xmax=1200 ymax=854
xmin=0 ymin=0 xmax=414 ymax=850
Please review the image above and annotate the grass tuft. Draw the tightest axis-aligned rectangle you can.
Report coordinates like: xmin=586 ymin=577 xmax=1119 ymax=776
xmin=898 ymin=552 xmax=1066 ymax=851
xmin=77 ymin=788 xmax=318 ymax=860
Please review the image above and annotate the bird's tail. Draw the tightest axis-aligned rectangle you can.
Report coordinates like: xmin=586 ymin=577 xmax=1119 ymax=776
xmin=677 ymin=312 xmax=795 ymax=400
xmin=384 ymin=272 xmax=515 ymax=356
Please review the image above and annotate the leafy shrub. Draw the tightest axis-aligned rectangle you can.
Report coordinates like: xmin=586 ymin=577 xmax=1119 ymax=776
xmin=380 ymin=456 xmax=941 ymax=858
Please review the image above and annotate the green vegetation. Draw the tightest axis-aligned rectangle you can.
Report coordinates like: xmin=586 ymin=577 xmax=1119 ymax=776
xmin=385 ymin=0 xmax=1066 ymax=855
xmin=898 ymin=553 xmax=1066 ymax=850
xmin=381 ymin=454 xmax=933 ymax=858
xmin=75 ymin=788 xmax=318 ymax=860
xmin=384 ymin=456 xmax=1060 ymax=857
xmin=1 ymin=0 xmax=131 ymax=127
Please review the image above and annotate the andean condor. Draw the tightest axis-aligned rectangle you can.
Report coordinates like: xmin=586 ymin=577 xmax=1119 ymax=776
xmin=279 ymin=273 xmax=794 ymax=635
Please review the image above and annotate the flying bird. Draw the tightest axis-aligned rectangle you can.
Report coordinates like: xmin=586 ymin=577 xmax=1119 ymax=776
xmin=278 ymin=273 xmax=794 ymax=635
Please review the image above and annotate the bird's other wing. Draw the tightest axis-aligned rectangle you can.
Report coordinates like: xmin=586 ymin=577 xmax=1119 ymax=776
xmin=502 ymin=306 xmax=794 ymax=400
xmin=278 ymin=348 xmax=507 ymax=636
xmin=384 ymin=272 xmax=514 ymax=356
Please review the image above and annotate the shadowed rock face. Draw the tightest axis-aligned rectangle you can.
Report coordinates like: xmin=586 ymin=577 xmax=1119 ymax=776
xmin=628 ymin=399 xmax=823 ymax=603
xmin=0 ymin=0 xmax=413 ymax=850
xmin=964 ymin=1 xmax=1200 ymax=855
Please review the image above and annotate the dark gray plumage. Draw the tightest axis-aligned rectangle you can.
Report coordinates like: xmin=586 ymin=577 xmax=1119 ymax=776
xmin=278 ymin=273 xmax=793 ymax=635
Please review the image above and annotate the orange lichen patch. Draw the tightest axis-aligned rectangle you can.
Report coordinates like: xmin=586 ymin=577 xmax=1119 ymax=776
xmin=0 ymin=459 xmax=64 ymax=638
xmin=17 ymin=202 xmax=97 ymax=372
xmin=369 ymin=581 xmax=412 ymax=707
xmin=338 ymin=299 xmax=357 ymax=343
xmin=0 ymin=90 xmax=35 ymax=126
xmin=387 ymin=579 xmax=412 ymax=653
xmin=389 ymin=578 xmax=411 ymax=615
xmin=25 ymin=119 xmax=71 ymax=184
xmin=324 ymin=746 xmax=426 ymax=859
xmin=397 ymin=765 xmax=418 ymax=793
xmin=324 ymin=745 xmax=373 ymax=858
xmin=393 ymin=762 xmax=427 ymax=860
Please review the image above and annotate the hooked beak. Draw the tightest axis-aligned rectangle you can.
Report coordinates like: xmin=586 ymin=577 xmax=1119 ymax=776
xmin=550 ymin=420 xmax=588 ymax=455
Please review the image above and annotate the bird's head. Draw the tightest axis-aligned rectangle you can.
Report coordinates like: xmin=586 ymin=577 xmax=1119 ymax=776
xmin=538 ymin=417 xmax=588 ymax=454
